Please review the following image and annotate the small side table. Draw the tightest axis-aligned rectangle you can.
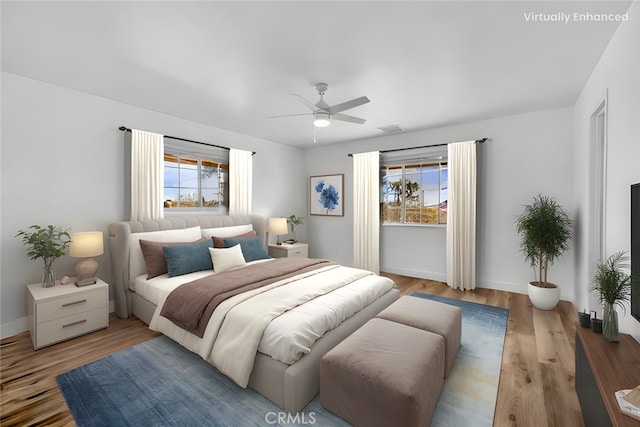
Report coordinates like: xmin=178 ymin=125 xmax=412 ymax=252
xmin=26 ymin=278 xmax=109 ymax=350
xmin=268 ymin=243 xmax=309 ymax=259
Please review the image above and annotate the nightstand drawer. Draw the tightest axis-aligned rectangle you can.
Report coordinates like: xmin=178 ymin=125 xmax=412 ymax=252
xmin=268 ymin=243 xmax=309 ymax=259
xmin=37 ymin=288 xmax=107 ymax=323
xmin=27 ymin=279 xmax=109 ymax=350
xmin=287 ymin=247 xmax=308 ymax=258
xmin=36 ymin=307 xmax=108 ymax=348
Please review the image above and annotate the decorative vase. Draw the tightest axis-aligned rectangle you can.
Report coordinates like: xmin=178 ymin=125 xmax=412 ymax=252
xmin=602 ymin=303 xmax=619 ymax=342
xmin=527 ymin=282 xmax=561 ymax=310
xmin=578 ymin=310 xmax=591 ymax=328
xmin=42 ymin=258 xmax=56 ymax=288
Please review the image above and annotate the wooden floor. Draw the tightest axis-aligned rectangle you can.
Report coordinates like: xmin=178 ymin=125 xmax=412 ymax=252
xmin=0 ymin=274 xmax=584 ymax=426
xmin=1 ymin=316 xmax=161 ymax=426
xmin=385 ymin=273 xmax=585 ymax=427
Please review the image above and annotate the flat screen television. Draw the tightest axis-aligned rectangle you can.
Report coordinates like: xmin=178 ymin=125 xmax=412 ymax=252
xmin=632 ymin=183 xmax=640 ymax=322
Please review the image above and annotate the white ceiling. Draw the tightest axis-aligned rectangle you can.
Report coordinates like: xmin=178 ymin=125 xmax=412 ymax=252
xmin=1 ymin=1 xmax=632 ymax=147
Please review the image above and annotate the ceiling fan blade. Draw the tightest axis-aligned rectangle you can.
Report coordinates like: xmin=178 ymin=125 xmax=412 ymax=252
xmin=291 ymin=94 xmax=323 ymax=112
xmin=332 ymin=113 xmax=367 ymax=125
xmin=268 ymin=112 xmax=313 ymax=119
xmin=325 ymin=96 xmax=370 ymax=114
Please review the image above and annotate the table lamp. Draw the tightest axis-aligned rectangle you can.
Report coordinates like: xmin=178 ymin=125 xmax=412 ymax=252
xmin=69 ymin=231 xmax=104 ymax=286
xmin=269 ymin=217 xmax=288 ymax=245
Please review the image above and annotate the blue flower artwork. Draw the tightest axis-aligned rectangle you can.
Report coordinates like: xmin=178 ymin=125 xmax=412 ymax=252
xmin=310 ymin=174 xmax=344 ymax=216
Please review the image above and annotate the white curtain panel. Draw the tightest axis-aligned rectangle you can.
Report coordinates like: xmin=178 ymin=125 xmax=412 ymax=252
xmin=130 ymin=129 xmax=164 ymax=221
xmin=229 ymin=148 xmax=253 ymax=215
xmin=446 ymin=141 xmax=477 ymax=290
xmin=353 ymin=151 xmax=380 ymax=274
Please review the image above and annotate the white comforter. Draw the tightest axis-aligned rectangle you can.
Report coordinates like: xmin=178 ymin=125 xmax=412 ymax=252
xmin=149 ymin=262 xmax=394 ymax=387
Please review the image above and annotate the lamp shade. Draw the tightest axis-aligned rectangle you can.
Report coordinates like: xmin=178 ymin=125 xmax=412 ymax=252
xmin=269 ymin=218 xmax=288 ymax=235
xmin=69 ymin=232 xmax=104 ymax=258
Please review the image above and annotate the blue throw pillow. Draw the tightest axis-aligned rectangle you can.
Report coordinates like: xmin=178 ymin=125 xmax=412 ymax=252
xmin=223 ymin=236 xmax=270 ymax=262
xmin=163 ymin=239 xmax=213 ymax=277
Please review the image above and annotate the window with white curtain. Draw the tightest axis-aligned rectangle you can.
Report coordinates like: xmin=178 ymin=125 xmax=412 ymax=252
xmin=380 ymin=148 xmax=448 ymax=225
xmin=163 ymin=142 xmax=229 ymax=212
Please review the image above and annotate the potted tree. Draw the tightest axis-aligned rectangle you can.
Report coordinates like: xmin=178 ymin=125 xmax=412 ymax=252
xmin=515 ymin=194 xmax=573 ymax=310
xmin=16 ymin=224 xmax=71 ymax=287
xmin=590 ymin=251 xmax=631 ymax=342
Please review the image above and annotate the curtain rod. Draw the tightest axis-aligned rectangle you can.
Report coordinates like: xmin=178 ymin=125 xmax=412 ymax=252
xmin=347 ymin=138 xmax=488 ymax=157
xmin=118 ymin=126 xmax=256 ymax=155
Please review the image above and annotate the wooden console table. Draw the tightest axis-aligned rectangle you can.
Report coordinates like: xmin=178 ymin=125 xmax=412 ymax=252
xmin=575 ymin=323 xmax=640 ymax=426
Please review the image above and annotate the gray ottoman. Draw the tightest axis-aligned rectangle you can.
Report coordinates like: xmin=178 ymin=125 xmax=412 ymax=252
xmin=377 ymin=295 xmax=462 ymax=377
xmin=320 ymin=318 xmax=445 ymax=427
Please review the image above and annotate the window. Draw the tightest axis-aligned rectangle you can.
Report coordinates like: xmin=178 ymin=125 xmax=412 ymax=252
xmin=163 ymin=150 xmax=229 ymax=211
xmin=381 ymin=161 xmax=448 ymax=225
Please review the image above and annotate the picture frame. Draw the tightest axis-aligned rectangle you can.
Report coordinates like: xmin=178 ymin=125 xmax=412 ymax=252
xmin=310 ymin=174 xmax=344 ymax=217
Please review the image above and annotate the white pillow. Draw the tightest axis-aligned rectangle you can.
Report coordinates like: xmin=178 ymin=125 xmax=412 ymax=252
xmin=129 ymin=226 xmax=202 ymax=286
xmin=209 ymin=244 xmax=247 ymax=273
xmin=201 ymin=224 xmax=253 ymax=239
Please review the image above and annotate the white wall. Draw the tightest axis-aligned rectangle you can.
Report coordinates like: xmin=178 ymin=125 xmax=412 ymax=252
xmin=304 ymin=107 xmax=575 ymax=298
xmin=573 ymin=1 xmax=640 ymax=341
xmin=0 ymin=72 xmax=305 ymax=338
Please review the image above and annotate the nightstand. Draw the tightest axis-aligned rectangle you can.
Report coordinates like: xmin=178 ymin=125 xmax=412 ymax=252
xmin=268 ymin=243 xmax=309 ymax=259
xmin=26 ymin=278 xmax=109 ymax=350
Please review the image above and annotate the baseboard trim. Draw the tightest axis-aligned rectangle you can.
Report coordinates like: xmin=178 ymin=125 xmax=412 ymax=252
xmin=382 ymin=272 xmax=575 ymax=302
xmin=476 ymin=279 xmax=528 ymax=295
xmin=381 ymin=266 xmax=446 ymax=283
xmin=1 ymin=316 xmax=28 ymax=339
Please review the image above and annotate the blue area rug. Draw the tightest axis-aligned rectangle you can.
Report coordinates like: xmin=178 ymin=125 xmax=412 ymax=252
xmin=57 ymin=294 xmax=508 ymax=427
xmin=411 ymin=293 xmax=509 ymax=427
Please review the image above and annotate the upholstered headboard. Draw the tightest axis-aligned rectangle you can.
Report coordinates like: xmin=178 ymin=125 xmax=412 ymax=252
xmin=108 ymin=214 xmax=267 ymax=319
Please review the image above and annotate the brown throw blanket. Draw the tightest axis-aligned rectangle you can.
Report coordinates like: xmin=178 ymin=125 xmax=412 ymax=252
xmin=160 ymin=258 xmax=334 ymax=337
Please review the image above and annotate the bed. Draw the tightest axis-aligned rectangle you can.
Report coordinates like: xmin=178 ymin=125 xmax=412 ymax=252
xmin=108 ymin=214 xmax=399 ymax=413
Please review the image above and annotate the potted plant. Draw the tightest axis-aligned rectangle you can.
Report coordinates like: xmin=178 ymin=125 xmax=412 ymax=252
xmin=286 ymin=215 xmax=304 ymax=243
xmin=16 ymin=225 xmax=71 ymax=287
xmin=515 ymin=194 xmax=573 ymax=310
xmin=590 ymin=251 xmax=631 ymax=342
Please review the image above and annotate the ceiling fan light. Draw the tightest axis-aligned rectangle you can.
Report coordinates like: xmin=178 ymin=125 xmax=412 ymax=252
xmin=314 ymin=112 xmax=330 ymax=127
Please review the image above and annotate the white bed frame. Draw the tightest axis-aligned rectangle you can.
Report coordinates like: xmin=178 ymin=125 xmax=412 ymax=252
xmin=108 ymin=214 xmax=399 ymax=413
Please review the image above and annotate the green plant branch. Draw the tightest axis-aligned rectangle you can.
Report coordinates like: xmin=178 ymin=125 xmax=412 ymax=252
xmin=16 ymin=224 xmax=71 ymax=262
xmin=590 ymin=251 xmax=631 ymax=312
xmin=286 ymin=215 xmax=304 ymax=234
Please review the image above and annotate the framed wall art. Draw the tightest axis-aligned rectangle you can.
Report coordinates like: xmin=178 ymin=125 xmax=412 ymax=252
xmin=310 ymin=174 xmax=344 ymax=216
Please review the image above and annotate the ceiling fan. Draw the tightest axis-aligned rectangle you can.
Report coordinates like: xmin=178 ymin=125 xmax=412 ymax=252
xmin=270 ymin=83 xmax=370 ymax=128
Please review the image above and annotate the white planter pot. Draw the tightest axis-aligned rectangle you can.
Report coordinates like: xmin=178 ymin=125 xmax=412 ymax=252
xmin=528 ymin=282 xmax=560 ymax=310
